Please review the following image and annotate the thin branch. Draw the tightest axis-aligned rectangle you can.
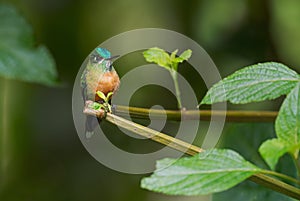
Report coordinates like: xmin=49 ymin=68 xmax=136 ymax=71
xmin=114 ymin=105 xmax=278 ymax=122
xmin=85 ymin=108 xmax=203 ymax=155
xmin=262 ymin=170 xmax=300 ymax=185
xmin=250 ymin=174 xmax=300 ymax=199
xmin=83 ymin=109 xmax=300 ymax=199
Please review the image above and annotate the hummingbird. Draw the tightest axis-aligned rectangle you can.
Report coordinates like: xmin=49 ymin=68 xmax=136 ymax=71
xmin=81 ymin=47 xmax=120 ymax=138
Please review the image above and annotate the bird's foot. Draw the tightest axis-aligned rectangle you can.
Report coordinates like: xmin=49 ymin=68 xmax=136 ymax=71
xmin=83 ymin=100 xmax=106 ymax=119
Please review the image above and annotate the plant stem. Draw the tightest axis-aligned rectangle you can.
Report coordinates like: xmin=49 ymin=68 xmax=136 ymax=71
xmin=108 ymin=113 xmax=299 ymax=198
xmin=170 ymin=69 xmax=182 ymax=109
xmin=113 ymin=105 xmax=278 ymax=122
xmin=250 ymin=174 xmax=300 ymax=200
xmin=83 ymin=109 xmax=300 ymax=199
xmin=85 ymin=108 xmax=203 ymax=155
xmin=1 ymin=78 xmax=10 ymax=188
xmin=262 ymin=170 xmax=300 ymax=185
xmin=292 ymin=155 xmax=300 ymax=180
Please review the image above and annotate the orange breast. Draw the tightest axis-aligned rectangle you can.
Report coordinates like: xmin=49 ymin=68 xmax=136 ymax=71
xmin=95 ymin=71 xmax=120 ymax=101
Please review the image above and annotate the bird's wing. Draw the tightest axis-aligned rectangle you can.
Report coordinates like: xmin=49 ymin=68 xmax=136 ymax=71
xmin=81 ymin=63 xmax=106 ymax=102
xmin=80 ymin=68 xmax=88 ymax=102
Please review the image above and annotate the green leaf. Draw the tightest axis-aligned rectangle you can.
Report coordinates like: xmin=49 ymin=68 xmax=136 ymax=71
xmin=96 ymin=91 xmax=107 ymax=101
xmin=143 ymin=47 xmax=171 ymax=69
xmin=216 ymin=123 xmax=295 ymax=201
xmin=141 ymin=149 xmax=261 ymax=195
xmin=106 ymin=92 xmax=114 ymax=101
xmin=219 ymin=123 xmax=275 ymax=167
xmin=0 ymin=4 xmax=58 ymax=86
xmin=259 ymin=83 xmax=300 ymax=170
xmin=275 ymin=83 xmax=300 ymax=158
xmin=88 ymin=102 xmax=103 ymax=110
xmin=170 ymin=49 xmax=178 ymax=62
xmin=259 ymin=139 xmax=290 ymax=170
xmin=201 ymin=62 xmax=300 ymax=105
xmin=175 ymin=49 xmax=192 ymax=63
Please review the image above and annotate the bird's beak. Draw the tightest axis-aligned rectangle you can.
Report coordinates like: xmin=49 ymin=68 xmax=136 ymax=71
xmin=106 ymin=55 xmax=120 ymax=71
xmin=107 ymin=55 xmax=120 ymax=62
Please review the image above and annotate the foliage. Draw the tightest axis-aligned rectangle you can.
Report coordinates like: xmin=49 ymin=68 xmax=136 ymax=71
xmin=91 ymin=91 xmax=114 ymax=112
xmin=200 ymin=62 xmax=299 ymax=104
xmin=0 ymin=3 xmax=58 ymax=195
xmin=141 ymin=56 xmax=300 ymax=199
xmin=214 ymin=123 xmax=295 ymax=201
xmin=143 ymin=47 xmax=192 ymax=71
xmin=3 ymin=0 xmax=300 ymax=201
xmin=0 ymin=4 xmax=58 ymax=86
xmin=143 ymin=47 xmax=192 ymax=109
xmin=201 ymin=62 xmax=300 ymax=171
xmin=141 ymin=149 xmax=261 ymax=195
xmin=260 ymin=83 xmax=300 ymax=170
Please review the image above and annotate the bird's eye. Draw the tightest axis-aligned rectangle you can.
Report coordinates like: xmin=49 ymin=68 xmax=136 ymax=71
xmin=91 ymin=54 xmax=104 ymax=64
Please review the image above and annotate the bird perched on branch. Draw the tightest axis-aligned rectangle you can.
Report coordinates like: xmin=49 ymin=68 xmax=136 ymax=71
xmin=81 ymin=47 xmax=120 ymax=137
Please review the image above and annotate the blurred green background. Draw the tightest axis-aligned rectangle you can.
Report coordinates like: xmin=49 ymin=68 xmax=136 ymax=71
xmin=1 ymin=0 xmax=300 ymax=200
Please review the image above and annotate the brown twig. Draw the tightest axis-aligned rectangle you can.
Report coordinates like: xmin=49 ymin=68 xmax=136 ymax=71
xmin=114 ymin=105 xmax=278 ymax=122
xmin=83 ymin=108 xmax=300 ymax=200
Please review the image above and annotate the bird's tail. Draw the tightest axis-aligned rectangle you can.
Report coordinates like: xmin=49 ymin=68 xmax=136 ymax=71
xmin=85 ymin=115 xmax=99 ymax=138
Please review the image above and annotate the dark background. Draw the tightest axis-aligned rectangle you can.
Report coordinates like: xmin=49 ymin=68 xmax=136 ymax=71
xmin=1 ymin=0 xmax=300 ymax=200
